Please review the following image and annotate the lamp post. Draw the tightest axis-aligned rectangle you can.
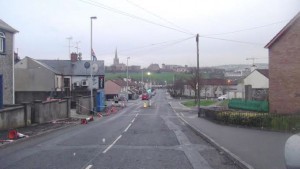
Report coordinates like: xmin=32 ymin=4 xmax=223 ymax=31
xmin=227 ymin=79 xmax=231 ymax=100
xmin=147 ymin=72 xmax=151 ymax=89
xmin=126 ymin=57 xmax=130 ymax=100
xmin=90 ymin=16 xmax=97 ymax=114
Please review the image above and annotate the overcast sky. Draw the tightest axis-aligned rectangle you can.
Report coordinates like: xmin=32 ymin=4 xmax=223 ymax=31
xmin=1 ymin=0 xmax=299 ymax=68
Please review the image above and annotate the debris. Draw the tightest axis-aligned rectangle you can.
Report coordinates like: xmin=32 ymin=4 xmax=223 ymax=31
xmin=0 ymin=139 xmax=14 ymax=144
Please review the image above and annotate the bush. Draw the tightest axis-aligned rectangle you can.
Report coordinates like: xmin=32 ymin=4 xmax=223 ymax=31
xmin=209 ymin=111 xmax=300 ymax=131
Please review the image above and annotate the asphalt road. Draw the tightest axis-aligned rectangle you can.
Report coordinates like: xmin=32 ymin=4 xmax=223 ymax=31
xmin=0 ymin=89 xmax=239 ymax=169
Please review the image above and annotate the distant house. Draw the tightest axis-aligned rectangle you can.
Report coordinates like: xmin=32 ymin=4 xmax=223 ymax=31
xmin=183 ymin=78 xmax=236 ymax=98
xmin=148 ymin=63 xmax=160 ymax=72
xmin=104 ymin=79 xmax=139 ymax=100
xmin=265 ymin=12 xmax=300 ymax=114
xmin=0 ymin=19 xmax=18 ymax=106
xmin=104 ymin=80 xmax=127 ymax=100
xmin=243 ymin=69 xmax=269 ymax=100
xmin=14 ymin=55 xmax=104 ymax=103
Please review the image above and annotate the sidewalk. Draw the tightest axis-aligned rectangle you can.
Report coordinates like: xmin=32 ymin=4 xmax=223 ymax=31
xmin=169 ymin=100 xmax=292 ymax=169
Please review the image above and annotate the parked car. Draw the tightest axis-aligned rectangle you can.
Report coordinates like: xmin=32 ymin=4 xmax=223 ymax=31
xmin=217 ymin=94 xmax=228 ymax=101
xmin=142 ymin=93 xmax=149 ymax=100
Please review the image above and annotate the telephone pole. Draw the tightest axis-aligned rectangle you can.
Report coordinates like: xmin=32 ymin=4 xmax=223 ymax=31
xmin=196 ymin=34 xmax=200 ymax=117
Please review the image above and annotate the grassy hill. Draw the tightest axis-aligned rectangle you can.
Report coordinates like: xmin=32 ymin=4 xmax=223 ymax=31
xmin=105 ymin=72 xmax=192 ymax=84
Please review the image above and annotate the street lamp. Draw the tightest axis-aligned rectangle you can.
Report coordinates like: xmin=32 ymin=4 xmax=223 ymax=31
xmin=227 ymin=79 xmax=231 ymax=100
xmin=147 ymin=72 xmax=151 ymax=89
xmin=126 ymin=57 xmax=130 ymax=100
xmin=90 ymin=16 xmax=97 ymax=114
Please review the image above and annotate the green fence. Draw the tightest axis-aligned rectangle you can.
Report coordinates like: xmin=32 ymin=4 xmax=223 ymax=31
xmin=228 ymin=99 xmax=269 ymax=112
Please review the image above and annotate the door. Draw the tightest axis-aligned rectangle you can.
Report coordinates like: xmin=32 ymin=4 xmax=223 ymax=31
xmin=0 ymin=75 xmax=3 ymax=109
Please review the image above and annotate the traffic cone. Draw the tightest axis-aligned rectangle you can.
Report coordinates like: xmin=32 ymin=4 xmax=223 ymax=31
xmin=88 ymin=116 xmax=94 ymax=121
xmin=8 ymin=130 xmax=17 ymax=139
xmin=8 ymin=130 xmax=28 ymax=139
xmin=81 ymin=119 xmax=88 ymax=124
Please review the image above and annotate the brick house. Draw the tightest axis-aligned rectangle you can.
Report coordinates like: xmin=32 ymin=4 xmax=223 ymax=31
xmin=0 ymin=19 xmax=18 ymax=106
xmin=105 ymin=79 xmax=140 ymax=100
xmin=265 ymin=12 xmax=300 ymax=114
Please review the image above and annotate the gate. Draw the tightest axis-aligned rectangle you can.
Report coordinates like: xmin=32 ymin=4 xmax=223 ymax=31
xmin=0 ymin=75 xmax=3 ymax=109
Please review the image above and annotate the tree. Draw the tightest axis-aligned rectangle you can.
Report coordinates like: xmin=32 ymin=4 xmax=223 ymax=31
xmin=187 ymin=68 xmax=203 ymax=103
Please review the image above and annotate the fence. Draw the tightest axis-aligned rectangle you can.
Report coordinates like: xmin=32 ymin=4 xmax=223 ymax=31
xmin=228 ymin=99 xmax=269 ymax=112
xmin=200 ymin=107 xmax=300 ymax=132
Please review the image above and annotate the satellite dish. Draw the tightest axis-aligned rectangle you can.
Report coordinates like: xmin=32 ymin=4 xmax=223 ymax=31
xmin=84 ymin=62 xmax=90 ymax=69
xmin=92 ymin=63 xmax=99 ymax=73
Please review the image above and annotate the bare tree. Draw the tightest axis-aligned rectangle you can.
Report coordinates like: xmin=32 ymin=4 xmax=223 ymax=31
xmin=187 ymin=68 xmax=203 ymax=103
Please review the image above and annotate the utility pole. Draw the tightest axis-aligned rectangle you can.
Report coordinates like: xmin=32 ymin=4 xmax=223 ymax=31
xmin=142 ymin=69 xmax=144 ymax=90
xmin=196 ymin=34 xmax=200 ymax=117
xmin=126 ymin=57 xmax=130 ymax=100
xmin=90 ymin=16 xmax=97 ymax=114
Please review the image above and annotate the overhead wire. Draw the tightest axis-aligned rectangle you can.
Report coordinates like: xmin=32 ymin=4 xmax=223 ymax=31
xmin=97 ymin=35 xmax=195 ymax=57
xmin=198 ymin=35 xmax=264 ymax=45
xmin=78 ymin=0 xmax=195 ymax=35
xmin=202 ymin=20 xmax=288 ymax=36
xmin=126 ymin=0 xmax=194 ymax=35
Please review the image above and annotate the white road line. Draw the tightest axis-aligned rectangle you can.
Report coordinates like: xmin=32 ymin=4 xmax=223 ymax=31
xmin=124 ymin=123 xmax=132 ymax=132
xmin=135 ymin=113 xmax=138 ymax=117
xmin=102 ymin=135 xmax=122 ymax=154
xmin=85 ymin=165 xmax=93 ymax=169
xmin=131 ymin=118 xmax=135 ymax=123
xmin=180 ymin=112 xmax=185 ymax=117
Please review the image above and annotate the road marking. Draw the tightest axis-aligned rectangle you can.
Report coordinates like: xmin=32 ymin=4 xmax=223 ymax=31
xmin=102 ymin=138 xmax=106 ymax=143
xmin=180 ymin=112 xmax=185 ymax=117
xmin=131 ymin=118 xmax=135 ymax=123
xmin=85 ymin=165 xmax=93 ymax=169
xmin=102 ymin=135 xmax=122 ymax=154
xmin=124 ymin=123 xmax=132 ymax=132
xmin=73 ymin=152 xmax=76 ymax=156
xmin=135 ymin=113 xmax=138 ymax=117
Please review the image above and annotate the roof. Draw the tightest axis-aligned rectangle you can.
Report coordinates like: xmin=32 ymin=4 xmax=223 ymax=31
xmin=256 ymin=69 xmax=269 ymax=78
xmin=265 ymin=12 xmax=300 ymax=48
xmin=38 ymin=59 xmax=105 ymax=76
xmin=0 ymin=19 xmax=18 ymax=33
xmin=32 ymin=59 xmax=61 ymax=74
xmin=200 ymin=79 xmax=237 ymax=86
xmin=112 ymin=79 xmax=127 ymax=87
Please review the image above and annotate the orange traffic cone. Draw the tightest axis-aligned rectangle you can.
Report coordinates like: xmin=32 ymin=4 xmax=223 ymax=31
xmin=8 ymin=130 xmax=28 ymax=139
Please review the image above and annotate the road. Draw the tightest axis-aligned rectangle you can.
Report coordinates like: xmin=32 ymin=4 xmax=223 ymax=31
xmin=0 ymin=90 xmax=239 ymax=169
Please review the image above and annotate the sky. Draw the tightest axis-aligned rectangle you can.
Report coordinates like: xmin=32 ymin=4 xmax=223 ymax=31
xmin=1 ymin=0 xmax=300 ymax=68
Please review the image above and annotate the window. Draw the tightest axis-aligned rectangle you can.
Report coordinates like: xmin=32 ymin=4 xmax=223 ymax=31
xmin=0 ymin=32 xmax=5 ymax=53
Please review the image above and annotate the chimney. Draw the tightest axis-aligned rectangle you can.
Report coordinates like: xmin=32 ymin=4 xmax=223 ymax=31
xmin=71 ymin=52 xmax=78 ymax=63
xmin=250 ymin=65 xmax=257 ymax=72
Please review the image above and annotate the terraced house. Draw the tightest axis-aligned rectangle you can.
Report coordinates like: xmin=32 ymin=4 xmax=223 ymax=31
xmin=0 ymin=19 xmax=18 ymax=107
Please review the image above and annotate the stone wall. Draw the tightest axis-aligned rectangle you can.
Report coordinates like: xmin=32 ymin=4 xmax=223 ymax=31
xmin=76 ymin=96 xmax=92 ymax=115
xmin=0 ymin=103 xmax=31 ymax=130
xmin=33 ymin=98 xmax=70 ymax=124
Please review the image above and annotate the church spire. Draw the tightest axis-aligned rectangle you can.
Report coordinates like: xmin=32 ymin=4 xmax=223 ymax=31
xmin=115 ymin=48 xmax=118 ymax=59
xmin=113 ymin=48 xmax=119 ymax=65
